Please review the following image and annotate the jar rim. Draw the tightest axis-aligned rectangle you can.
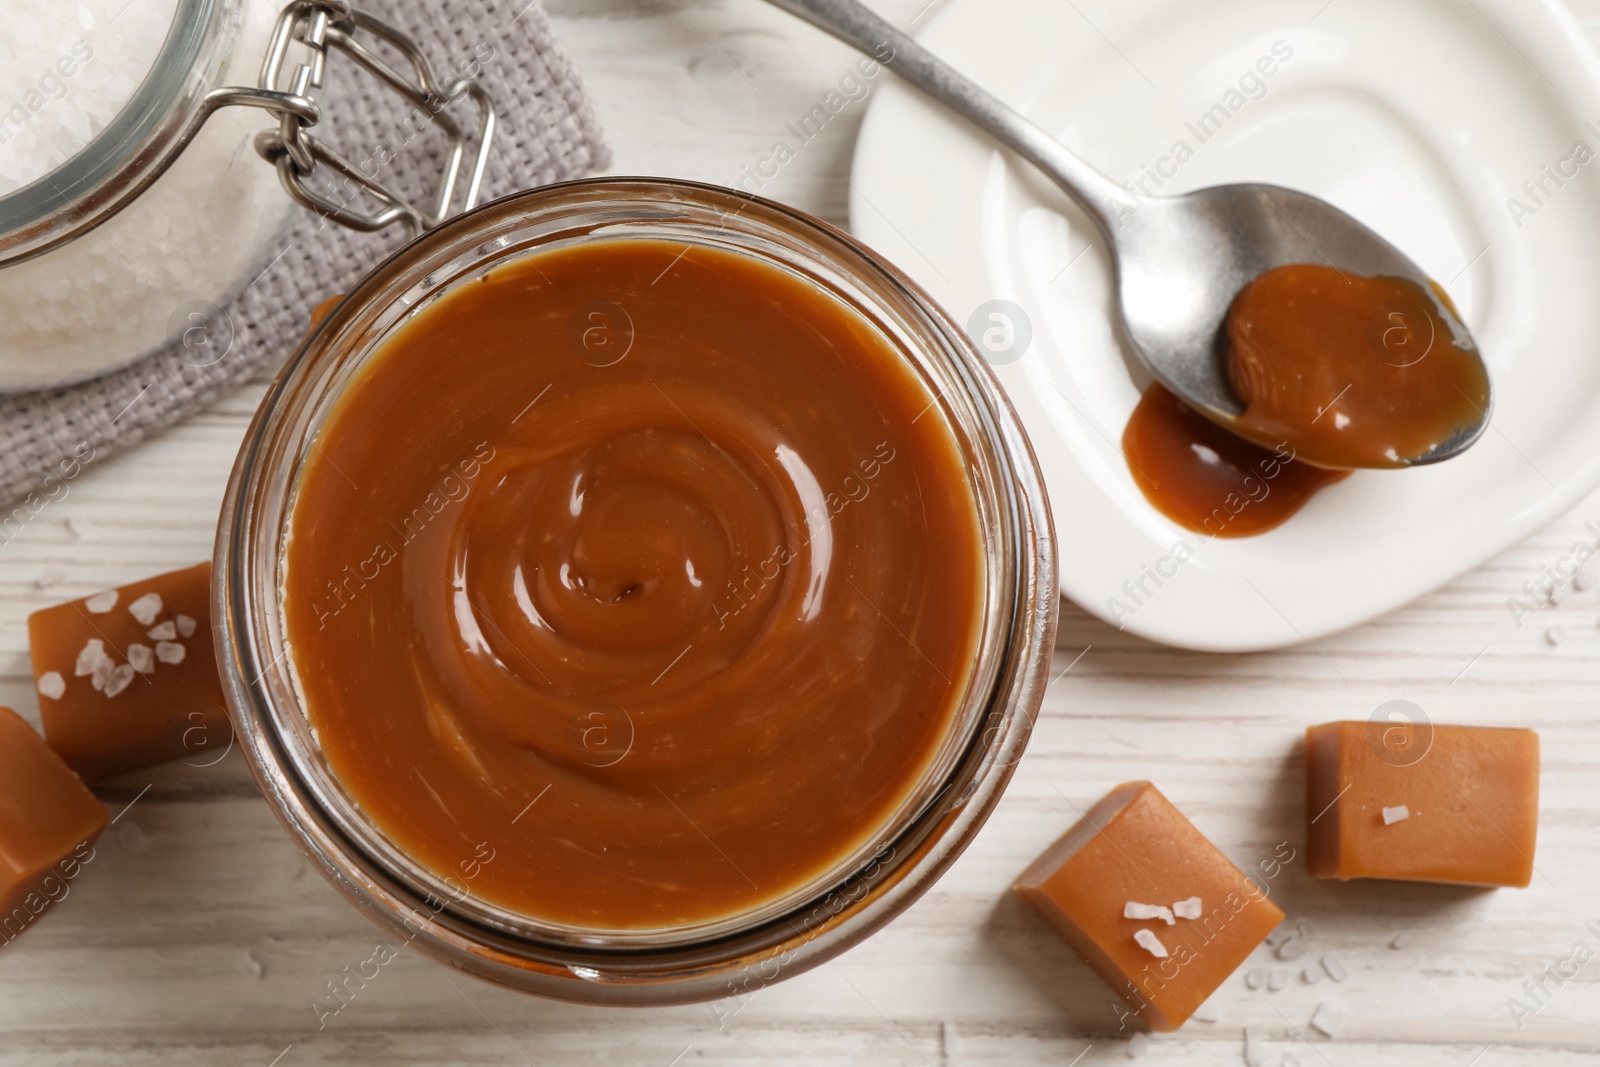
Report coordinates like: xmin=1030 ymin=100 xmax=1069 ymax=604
xmin=214 ymin=176 xmax=1058 ymax=1003
xmin=0 ymin=0 xmax=234 ymax=265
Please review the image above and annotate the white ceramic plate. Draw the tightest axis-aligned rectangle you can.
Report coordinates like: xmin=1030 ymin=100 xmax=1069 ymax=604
xmin=851 ymin=0 xmax=1600 ymax=651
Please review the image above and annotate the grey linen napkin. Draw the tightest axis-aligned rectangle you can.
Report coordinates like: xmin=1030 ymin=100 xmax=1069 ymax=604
xmin=0 ymin=0 xmax=608 ymax=509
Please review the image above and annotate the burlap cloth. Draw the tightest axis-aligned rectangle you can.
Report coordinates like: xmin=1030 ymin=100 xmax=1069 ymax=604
xmin=0 ymin=0 xmax=608 ymax=507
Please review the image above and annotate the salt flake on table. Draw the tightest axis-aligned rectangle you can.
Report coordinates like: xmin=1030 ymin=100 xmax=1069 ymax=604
xmin=1242 ymin=1025 xmax=1270 ymax=1067
xmin=1275 ymin=918 xmax=1316 ymax=960
xmin=1268 ymin=969 xmax=1287 ymax=991
xmin=1126 ymin=1032 xmax=1152 ymax=1058
xmin=128 ymin=592 xmax=163 ymax=626
xmin=1277 ymin=938 xmax=1312 ymax=961
xmin=37 ymin=671 xmax=65 ymax=700
xmin=1322 ymin=953 xmax=1347 ymax=982
xmin=116 ymin=820 xmax=149 ymax=853
xmin=1133 ymin=929 xmax=1168 ymax=958
xmin=84 ymin=590 xmax=117 ymax=613
xmin=1301 ymin=964 xmax=1323 ymax=985
xmin=1245 ymin=967 xmax=1267 ymax=990
xmin=1310 ymin=1001 xmax=1345 ymax=1037
xmin=155 ymin=641 xmax=186 ymax=665
xmin=1173 ymin=896 xmax=1202 ymax=920
xmin=1382 ymin=805 xmax=1410 ymax=825
xmin=147 ymin=620 xmax=176 ymax=641
xmin=1125 ymin=901 xmax=1175 ymax=925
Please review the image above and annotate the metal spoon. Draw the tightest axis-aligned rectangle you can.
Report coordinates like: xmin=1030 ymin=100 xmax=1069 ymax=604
xmin=762 ymin=0 xmax=1491 ymax=467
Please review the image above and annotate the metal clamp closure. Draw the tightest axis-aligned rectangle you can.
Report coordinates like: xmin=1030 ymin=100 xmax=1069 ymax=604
xmin=207 ymin=1 xmax=497 ymax=234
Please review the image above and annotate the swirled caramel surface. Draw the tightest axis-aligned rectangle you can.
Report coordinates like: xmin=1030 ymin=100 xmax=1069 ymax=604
xmin=283 ymin=237 xmax=984 ymax=931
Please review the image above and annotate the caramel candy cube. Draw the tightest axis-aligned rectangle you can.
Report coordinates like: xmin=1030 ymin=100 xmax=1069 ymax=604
xmin=1014 ymin=781 xmax=1284 ymax=1032
xmin=29 ymin=563 xmax=229 ymax=782
xmin=0 ymin=707 xmax=106 ymax=947
xmin=1306 ymin=721 xmax=1538 ymax=887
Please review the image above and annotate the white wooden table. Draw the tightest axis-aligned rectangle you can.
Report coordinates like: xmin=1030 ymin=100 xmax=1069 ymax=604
xmin=5 ymin=1 xmax=1600 ymax=1063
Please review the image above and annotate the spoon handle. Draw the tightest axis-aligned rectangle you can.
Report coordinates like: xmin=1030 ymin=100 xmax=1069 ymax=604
xmin=762 ymin=0 xmax=1133 ymax=234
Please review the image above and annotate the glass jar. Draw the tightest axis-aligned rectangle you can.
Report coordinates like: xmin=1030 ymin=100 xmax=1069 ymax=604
xmin=0 ymin=0 xmax=494 ymax=390
xmin=213 ymin=177 xmax=1057 ymax=1004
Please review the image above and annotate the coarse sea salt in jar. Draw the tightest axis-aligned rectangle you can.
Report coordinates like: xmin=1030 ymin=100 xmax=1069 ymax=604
xmin=1 ymin=1 xmax=183 ymax=193
xmin=0 ymin=0 xmax=291 ymax=389
xmin=0 ymin=0 xmax=497 ymax=390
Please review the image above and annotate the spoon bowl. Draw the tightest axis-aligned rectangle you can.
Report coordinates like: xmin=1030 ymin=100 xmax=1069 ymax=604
xmin=765 ymin=0 xmax=1492 ymax=468
xmin=1116 ymin=183 xmax=1485 ymax=464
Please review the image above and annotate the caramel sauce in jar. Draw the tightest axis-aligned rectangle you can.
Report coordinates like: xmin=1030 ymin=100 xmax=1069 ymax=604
xmin=281 ymin=237 xmax=985 ymax=931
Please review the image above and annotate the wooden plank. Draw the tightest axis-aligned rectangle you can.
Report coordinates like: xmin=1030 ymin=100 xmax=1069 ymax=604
xmin=4 ymin=2 xmax=1600 ymax=1063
